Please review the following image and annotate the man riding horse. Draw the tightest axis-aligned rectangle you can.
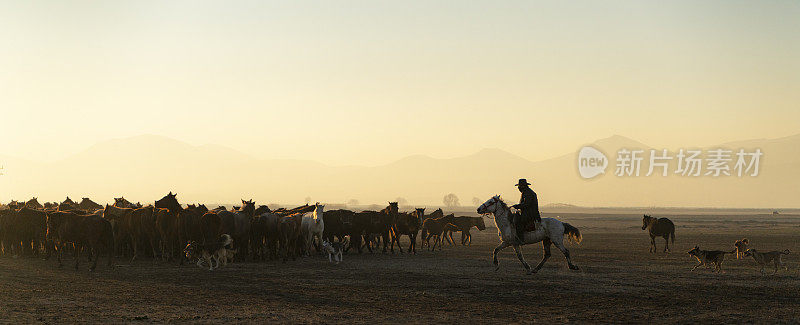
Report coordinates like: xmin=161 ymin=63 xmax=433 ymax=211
xmin=511 ymin=178 xmax=541 ymax=244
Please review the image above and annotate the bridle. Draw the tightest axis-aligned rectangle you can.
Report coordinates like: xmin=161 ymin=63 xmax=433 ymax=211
xmin=479 ymin=197 xmax=501 ymax=218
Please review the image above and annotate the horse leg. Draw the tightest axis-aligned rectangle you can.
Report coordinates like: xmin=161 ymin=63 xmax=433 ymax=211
xmin=553 ymin=240 xmax=579 ymax=270
xmin=663 ymin=235 xmax=669 ymax=253
xmin=130 ymin=235 xmax=138 ymax=262
xmin=74 ymin=244 xmax=82 ymax=270
xmin=425 ymin=233 xmax=433 ymax=251
xmin=397 ymin=233 xmax=405 ymax=254
xmin=90 ymin=244 xmax=100 ymax=271
xmin=650 ymin=235 xmax=656 ymax=253
xmin=492 ymin=241 xmax=511 ymax=271
xmin=57 ymin=242 xmax=66 ymax=268
xmin=382 ymin=231 xmax=389 ymax=254
xmin=512 ymin=245 xmax=533 ymax=274
xmin=532 ymin=239 xmax=551 ymax=273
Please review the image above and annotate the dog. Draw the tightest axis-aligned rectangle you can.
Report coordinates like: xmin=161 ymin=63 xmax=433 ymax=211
xmin=217 ymin=248 xmax=238 ymax=266
xmin=688 ymin=245 xmax=734 ymax=273
xmin=734 ymin=238 xmax=749 ymax=259
xmin=184 ymin=234 xmax=234 ymax=271
xmin=743 ymin=248 xmax=790 ymax=275
xmin=322 ymin=240 xmax=343 ymax=264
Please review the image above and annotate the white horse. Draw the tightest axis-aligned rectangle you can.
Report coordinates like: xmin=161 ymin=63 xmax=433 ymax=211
xmin=477 ymin=195 xmax=582 ymax=274
xmin=300 ymin=203 xmax=325 ymax=256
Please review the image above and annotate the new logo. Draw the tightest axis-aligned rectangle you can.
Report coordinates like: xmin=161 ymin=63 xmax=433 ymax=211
xmin=578 ymin=146 xmax=608 ymax=179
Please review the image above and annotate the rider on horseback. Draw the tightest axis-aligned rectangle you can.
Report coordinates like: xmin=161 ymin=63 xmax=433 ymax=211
xmin=511 ymin=178 xmax=541 ymax=244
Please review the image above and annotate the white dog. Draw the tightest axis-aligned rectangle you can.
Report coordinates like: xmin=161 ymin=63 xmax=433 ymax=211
xmin=322 ymin=240 xmax=343 ymax=264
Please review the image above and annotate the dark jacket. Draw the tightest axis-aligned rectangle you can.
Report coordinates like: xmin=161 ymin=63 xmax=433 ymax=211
xmin=515 ymin=186 xmax=541 ymax=221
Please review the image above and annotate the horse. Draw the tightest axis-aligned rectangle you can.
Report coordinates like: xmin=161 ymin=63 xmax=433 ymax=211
xmin=114 ymin=197 xmax=139 ymax=209
xmin=322 ymin=209 xmax=353 ymax=245
xmin=254 ymin=205 xmax=272 ymax=216
xmin=477 ymin=195 xmax=581 ymax=274
xmin=25 ymin=197 xmax=43 ymax=210
xmin=642 ymin=214 xmax=675 ymax=253
xmin=217 ymin=199 xmax=254 ymax=261
xmin=279 ymin=213 xmax=303 ymax=262
xmin=419 ymin=208 xmax=443 ymax=249
xmin=300 ymin=203 xmax=325 ymax=256
xmin=421 ymin=213 xmax=455 ymax=251
xmin=394 ymin=208 xmax=425 ymax=254
xmin=448 ymin=216 xmax=486 ymax=246
xmin=129 ymin=205 xmax=160 ymax=261
xmin=103 ymin=204 xmax=136 ymax=257
xmin=45 ymin=211 xmax=114 ymax=271
xmin=78 ymin=198 xmax=103 ymax=212
xmin=58 ymin=197 xmax=78 ymax=211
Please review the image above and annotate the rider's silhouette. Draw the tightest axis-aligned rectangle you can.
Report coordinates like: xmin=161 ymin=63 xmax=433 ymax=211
xmin=511 ymin=178 xmax=541 ymax=243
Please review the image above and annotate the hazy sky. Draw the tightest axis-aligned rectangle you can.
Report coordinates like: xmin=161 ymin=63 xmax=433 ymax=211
xmin=2 ymin=1 xmax=798 ymax=166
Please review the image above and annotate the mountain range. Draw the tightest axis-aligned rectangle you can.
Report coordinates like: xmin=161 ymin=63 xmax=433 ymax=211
xmin=1 ymin=133 xmax=798 ymax=208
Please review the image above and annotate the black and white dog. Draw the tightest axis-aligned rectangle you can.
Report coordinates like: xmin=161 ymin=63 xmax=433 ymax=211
xmin=184 ymin=234 xmax=234 ymax=270
xmin=322 ymin=240 xmax=343 ymax=264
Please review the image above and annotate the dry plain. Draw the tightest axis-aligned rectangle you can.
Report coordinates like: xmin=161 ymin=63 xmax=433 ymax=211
xmin=1 ymin=211 xmax=799 ymax=323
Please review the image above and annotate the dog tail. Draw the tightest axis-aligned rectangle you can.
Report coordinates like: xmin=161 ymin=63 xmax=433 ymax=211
xmin=563 ymin=223 xmax=582 ymax=244
xmin=783 ymin=249 xmax=791 ymax=255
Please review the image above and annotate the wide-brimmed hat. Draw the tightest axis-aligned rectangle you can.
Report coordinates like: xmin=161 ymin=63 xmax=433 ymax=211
xmin=515 ymin=178 xmax=532 ymax=186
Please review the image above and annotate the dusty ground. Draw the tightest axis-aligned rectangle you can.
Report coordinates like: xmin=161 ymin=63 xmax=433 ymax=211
xmin=2 ymin=212 xmax=799 ymax=323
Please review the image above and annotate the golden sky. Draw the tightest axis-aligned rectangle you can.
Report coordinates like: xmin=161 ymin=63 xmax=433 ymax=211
xmin=2 ymin=1 xmax=799 ymax=166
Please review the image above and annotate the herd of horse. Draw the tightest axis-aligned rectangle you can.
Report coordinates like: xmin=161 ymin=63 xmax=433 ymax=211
xmin=0 ymin=193 xmax=488 ymax=271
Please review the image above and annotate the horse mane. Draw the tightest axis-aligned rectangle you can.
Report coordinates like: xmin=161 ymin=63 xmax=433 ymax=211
xmin=493 ymin=196 xmax=509 ymax=211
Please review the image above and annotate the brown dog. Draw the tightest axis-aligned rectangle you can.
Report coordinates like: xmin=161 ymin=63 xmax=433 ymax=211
xmin=688 ymin=246 xmax=734 ymax=273
xmin=734 ymin=238 xmax=749 ymax=259
xmin=743 ymin=249 xmax=790 ymax=275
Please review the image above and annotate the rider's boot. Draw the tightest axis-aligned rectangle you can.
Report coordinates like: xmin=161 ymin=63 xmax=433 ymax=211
xmin=515 ymin=228 xmax=525 ymax=245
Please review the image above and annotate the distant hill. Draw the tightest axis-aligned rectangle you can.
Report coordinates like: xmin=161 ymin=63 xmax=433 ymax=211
xmin=0 ymin=133 xmax=798 ymax=208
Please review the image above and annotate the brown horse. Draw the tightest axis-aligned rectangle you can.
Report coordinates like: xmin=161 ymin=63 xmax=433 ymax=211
xmin=391 ymin=208 xmax=423 ymax=254
xmin=448 ymin=216 xmax=487 ymax=246
xmin=642 ymin=214 xmax=675 ymax=253
xmin=258 ymin=212 xmax=283 ymax=260
xmin=420 ymin=208 xmax=443 ymax=249
xmin=129 ymin=206 xmax=160 ymax=261
xmin=1 ymin=208 xmax=47 ymax=256
xmin=45 ymin=211 xmax=114 ymax=271
xmin=25 ymin=197 xmax=43 ymax=210
xmin=217 ymin=199 xmax=254 ymax=261
xmin=114 ymin=197 xmax=138 ymax=209
xmin=153 ymin=207 xmax=175 ymax=261
xmin=279 ymin=213 xmax=303 ymax=262
xmin=58 ymin=197 xmax=78 ymax=211
xmin=422 ymin=213 xmax=455 ymax=251
xmin=103 ymin=204 xmax=136 ymax=257
xmin=78 ymin=198 xmax=103 ymax=212
xmin=254 ymin=205 xmax=272 ymax=216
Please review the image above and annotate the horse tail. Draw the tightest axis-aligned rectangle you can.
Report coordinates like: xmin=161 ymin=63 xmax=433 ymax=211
xmin=562 ymin=223 xmax=582 ymax=244
xmin=670 ymin=227 xmax=675 ymax=244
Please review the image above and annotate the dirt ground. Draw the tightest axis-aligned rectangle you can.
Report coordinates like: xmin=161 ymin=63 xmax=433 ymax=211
xmin=2 ymin=212 xmax=799 ymax=323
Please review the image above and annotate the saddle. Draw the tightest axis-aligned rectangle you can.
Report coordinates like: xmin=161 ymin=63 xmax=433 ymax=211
xmin=524 ymin=221 xmax=537 ymax=232
xmin=512 ymin=210 xmax=537 ymax=232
